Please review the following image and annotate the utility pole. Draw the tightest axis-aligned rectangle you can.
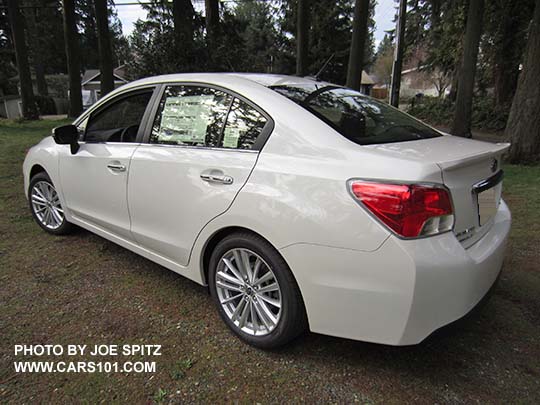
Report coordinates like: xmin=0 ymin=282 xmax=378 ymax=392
xmin=390 ymin=0 xmax=407 ymax=107
xmin=7 ymin=0 xmax=39 ymax=119
xmin=296 ymin=0 xmax=309 ymax=76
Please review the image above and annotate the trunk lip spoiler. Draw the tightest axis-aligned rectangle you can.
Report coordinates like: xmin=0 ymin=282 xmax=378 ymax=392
xmin=437 ymin=142 xmax=510 ymax=171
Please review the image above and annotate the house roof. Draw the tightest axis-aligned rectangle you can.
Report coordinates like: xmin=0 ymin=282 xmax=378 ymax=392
xmin=81 ymin=69 xmax=100 ymax=84
xmin=361 ymin=71 xmax=375 ymax=85
xmin=81 ymin=67 xmax=128 ymax=85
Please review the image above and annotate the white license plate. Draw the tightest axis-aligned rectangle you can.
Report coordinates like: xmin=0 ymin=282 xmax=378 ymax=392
xmin=477 ymin=185 xmax=501 ymax=226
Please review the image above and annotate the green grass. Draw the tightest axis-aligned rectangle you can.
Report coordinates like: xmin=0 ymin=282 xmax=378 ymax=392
xmin=1 ymin=119 xmax=539 ymax=403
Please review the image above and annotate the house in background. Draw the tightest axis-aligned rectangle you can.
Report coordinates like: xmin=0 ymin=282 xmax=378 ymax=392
xmin=0 ymin=95 xmax=23 ymax=119
xmin=1 ymin=73 xmax=70 ymax=118
xmin=360 ymin=71 xmax=375 ymax=95
xmin=81 ymin=65 xmax=129 ymax=108
xmin=399 ymin=66 xmax=451 ymax=99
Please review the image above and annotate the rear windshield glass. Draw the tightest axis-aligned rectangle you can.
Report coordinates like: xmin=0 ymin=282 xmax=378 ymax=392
xmin=270 ymin=84 xmax=441 ymax=145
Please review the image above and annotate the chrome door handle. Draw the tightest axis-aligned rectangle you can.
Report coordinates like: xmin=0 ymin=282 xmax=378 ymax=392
xmin=107 ymin=163 xmax=126 ymax=172
xmin=200 ymin=173 xmax=234 ymax=184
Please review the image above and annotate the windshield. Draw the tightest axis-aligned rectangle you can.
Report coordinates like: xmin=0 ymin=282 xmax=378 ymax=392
xmin=270 ymin=84 xmax=442 ymax=145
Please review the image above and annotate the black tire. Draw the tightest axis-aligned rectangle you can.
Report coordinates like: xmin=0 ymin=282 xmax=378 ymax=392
xmin=28 ymin=171 xmax=74 ymax=235
xmin=208 ymin=231 xmax=308 ymax=349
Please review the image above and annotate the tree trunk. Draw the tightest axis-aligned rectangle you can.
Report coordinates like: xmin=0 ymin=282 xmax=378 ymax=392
xmin=296 ymin=0 xmax=309 ymax=76
xmin=346 ymin=0 xmax=370 ymax=90
xmin=493 ymin=59 xmax=519 ymax=108
xmin=25 ymin=7 xmax=48 ymax=96
xmin=507 ymin=0 xmax=540 ymax=163
xmin=205 ymin=0 xmax=219 ymax=41
xmin=95 ymin=0 xmax=114 ymax=96
xmin=205 ymin=0 xmax=220 ymax=69
xmin=451 ymin=0 xmax=485 ymax=138
xmin=173 ymin=0 xmax=195 ymax=70
xmin=34 ymin=63 xmax=48 ymax=96
xmin=7 ymin=0 xmax=39 ymax=119
xmin=492 ymin=2 xmax=522 ymax=108
xmin=62 ymin=0 xmax=82 ymax=117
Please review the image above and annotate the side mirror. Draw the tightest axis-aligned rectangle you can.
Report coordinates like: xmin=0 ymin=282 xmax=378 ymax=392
xmin=53 ymin=124 xmax=80 ymax=154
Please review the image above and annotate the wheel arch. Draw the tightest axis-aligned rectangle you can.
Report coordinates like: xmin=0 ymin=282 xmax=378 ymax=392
xmin=30 ymin=164 xmax=47 ymax=180
xmin=201 ymin=226 xmax=257 ymax=285
xmin=200 ymin=226 xmax=295 ymax=288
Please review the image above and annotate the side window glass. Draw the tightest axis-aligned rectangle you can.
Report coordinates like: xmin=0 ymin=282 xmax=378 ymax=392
xmin=85 ymin=91 xmax=153 ymax=143
xmin=150 ymin=85 xmax=232 ymax=147
xmin=221 ymin=98 xmax=267 ymax=150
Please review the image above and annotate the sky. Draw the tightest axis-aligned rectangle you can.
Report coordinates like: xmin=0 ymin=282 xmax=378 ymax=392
xmin=115 ymin=0 xmax=397 ymax=47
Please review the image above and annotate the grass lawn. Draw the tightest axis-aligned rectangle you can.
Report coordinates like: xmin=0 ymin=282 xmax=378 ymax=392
xmin=1 ymin=119 xmax=539 ymax=403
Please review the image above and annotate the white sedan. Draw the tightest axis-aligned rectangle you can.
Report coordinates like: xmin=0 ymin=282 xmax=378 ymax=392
xmin=23 ymin=73 xmax=511 ymax=348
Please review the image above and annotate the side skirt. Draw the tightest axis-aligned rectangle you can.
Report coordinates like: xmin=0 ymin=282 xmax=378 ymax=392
xmin=69 ymin=215 xmax=204 ymax=285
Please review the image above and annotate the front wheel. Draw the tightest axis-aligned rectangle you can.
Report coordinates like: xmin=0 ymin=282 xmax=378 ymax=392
xmin=208 ymin=232 xmax=307 ymax=349
xmin=29 ymin=172 xmax=74 ymax=235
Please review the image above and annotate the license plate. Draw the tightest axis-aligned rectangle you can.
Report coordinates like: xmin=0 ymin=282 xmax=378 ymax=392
xmin=477 ymin=185 xmax=501 ymax=226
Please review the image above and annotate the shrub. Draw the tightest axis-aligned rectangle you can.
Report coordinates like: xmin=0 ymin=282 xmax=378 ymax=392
xmin=407 ymin=96 xmax=454 ymax=125
xmin=471 ymin=98 xmax=509 ymax=132
xmin=406 ymin=96 xmax=509 ymax=131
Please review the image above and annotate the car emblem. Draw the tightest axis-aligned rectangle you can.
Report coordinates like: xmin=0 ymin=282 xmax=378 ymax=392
xmin=490 ymin=158 xmax=498 ymax=173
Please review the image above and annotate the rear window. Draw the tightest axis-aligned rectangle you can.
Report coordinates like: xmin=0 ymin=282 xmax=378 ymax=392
xmin=270 ymin=84 xmax=441 ymax=145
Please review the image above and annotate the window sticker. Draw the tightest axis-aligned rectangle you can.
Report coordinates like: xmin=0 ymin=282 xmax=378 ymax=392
xmin=222 ymin=126 xmax=240 ymax=148
xmin=158 ymin=95 xmax=214 ymax=144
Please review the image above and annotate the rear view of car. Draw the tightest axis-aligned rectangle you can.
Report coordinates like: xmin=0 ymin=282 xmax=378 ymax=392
xmin=266 ymin=81 xmax=511 ymax=345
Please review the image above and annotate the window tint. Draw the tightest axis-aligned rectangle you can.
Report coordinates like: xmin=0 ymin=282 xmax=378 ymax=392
xmin=150 ymin=86 xmax=232 ymax=147
xmin=221 ymin=98 xmax=268 ymax=150
xmin=271 ymin=84 xmax=441 ymax=145
xmin=85 ymin=91 xmax=153 ymax=143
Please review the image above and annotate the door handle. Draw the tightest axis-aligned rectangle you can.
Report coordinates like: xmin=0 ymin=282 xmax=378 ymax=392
xmin=107 ymin=163 xmax=126 ymax=172
xmin=200 ymin=173 xmax=234 ymax=185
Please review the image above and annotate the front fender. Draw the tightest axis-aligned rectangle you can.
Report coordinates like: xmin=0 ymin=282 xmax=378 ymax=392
xmin=23 ymin=136 xmax=62 ymax=201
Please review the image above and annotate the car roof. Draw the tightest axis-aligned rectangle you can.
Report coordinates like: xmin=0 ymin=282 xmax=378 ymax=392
xmin=124 ymin=72 xmax=333 ymax=89
xmin=75 ymin=73 xmax=332 ymax=126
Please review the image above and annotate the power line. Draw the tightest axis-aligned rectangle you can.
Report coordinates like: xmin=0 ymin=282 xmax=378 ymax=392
xmin=0 ymin=0 xmax=241 ymax=8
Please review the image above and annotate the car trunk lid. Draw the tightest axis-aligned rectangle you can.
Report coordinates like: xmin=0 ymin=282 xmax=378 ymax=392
xmin=365 ymin=135 xmax=509 ymax=247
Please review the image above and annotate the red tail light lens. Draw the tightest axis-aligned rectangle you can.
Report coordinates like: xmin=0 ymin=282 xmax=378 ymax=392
xmin=349 ymin=181 xmax=454 ymax=238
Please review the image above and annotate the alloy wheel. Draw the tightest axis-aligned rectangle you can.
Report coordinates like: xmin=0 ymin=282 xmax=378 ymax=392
xmin=215 ymin=248 xmax=282 ymax=336
xmin=31 ymin=181 xmax=64 ymax=230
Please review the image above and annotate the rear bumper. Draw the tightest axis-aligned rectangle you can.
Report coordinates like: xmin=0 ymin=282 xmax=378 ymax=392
xmin=280 ymin=199 xmax=511 ymax=345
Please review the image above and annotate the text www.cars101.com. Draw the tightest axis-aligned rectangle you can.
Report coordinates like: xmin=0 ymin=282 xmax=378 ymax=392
xmin=14 ymin=361 xmax=156 ymax=373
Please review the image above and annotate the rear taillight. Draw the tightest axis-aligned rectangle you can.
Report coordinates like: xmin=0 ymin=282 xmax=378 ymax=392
xmin=349 ymin=180 xmax=454 ymax=238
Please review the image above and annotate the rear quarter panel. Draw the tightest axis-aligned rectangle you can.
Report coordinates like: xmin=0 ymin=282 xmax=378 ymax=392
xmin=212 ymin=99 xmax=447 ymax=251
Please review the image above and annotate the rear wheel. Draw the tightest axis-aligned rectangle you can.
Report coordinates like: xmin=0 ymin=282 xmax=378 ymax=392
xmin=29 ymin=172 xmax=74 ymax=235
xmin=208 ymin=232 xmax=307 ymax=349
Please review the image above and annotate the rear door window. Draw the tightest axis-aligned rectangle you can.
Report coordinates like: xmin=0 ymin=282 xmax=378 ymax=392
xmin=221 ymin=98 xmax=267 ymax=150
xmin=150 ymin=85 xmax=269 ymax=150
xmin=150 ymin=85 xmax=232 ymax=147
